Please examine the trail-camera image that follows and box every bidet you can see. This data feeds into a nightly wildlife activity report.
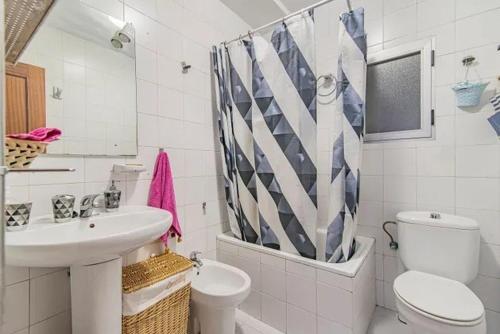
[190,259,251,334]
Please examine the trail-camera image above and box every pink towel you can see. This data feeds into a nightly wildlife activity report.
[147,151,182,244]
[7,127,61,142]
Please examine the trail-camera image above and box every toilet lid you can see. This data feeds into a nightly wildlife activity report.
[394,271,484,322]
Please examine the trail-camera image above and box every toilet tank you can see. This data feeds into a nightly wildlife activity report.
[396,211,480,284]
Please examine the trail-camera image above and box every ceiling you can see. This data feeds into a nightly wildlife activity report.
[221,0,318,28]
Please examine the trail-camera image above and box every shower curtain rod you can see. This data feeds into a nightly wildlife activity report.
[224,0,351,45]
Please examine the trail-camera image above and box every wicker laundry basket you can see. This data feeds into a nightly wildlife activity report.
[122,251,193,334]
[4,138,47,168]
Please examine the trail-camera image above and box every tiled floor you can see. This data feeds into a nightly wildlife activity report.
[235,307,411,334]
[367,307,412,334]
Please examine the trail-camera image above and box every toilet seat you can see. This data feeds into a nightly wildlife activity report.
[393,271,484,325]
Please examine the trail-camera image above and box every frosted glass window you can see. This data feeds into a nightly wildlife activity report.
[366,52,421,133]
[364,40,433,142]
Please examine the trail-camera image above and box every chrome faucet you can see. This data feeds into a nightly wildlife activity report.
[79,194,101,218]
[189,251,203,274]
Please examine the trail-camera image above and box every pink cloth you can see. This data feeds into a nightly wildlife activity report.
[147,151,182,244]
[7,127,61,142]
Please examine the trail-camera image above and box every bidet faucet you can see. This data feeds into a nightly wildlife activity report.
[190,251,203,274]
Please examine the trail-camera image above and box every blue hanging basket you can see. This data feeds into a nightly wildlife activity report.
[452,81,488,107]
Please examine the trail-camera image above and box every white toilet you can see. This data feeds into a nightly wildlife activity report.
[394,211,486,334]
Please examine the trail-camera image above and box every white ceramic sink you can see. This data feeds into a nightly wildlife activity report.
[5,205,172,334]
[5,205,171,267]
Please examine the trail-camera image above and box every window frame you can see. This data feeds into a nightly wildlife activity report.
[364,39,434,142]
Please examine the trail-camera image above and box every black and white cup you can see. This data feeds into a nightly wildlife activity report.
[51,194,76,223]
[5,202,32,231]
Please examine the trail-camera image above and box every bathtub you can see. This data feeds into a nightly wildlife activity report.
[216,234,376,334]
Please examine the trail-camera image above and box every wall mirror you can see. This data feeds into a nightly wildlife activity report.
[6,0,137,156]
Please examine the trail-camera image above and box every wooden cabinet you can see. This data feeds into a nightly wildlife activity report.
[5,62,46,135]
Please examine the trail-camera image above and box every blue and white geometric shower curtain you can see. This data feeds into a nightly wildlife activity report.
[212,8,366,263]
[326,8,367,263]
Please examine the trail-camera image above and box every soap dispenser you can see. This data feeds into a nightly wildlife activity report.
[104,180,121,212]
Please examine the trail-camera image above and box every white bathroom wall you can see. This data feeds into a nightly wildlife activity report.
[333,0,500,332]
[310,0,500,332]
[2,0,250,333]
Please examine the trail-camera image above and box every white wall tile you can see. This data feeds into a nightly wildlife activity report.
[456,114,499,146]
[417,0,455,31]
[383,148,417,176]
[4,266,29,286]
[360,175,384,202]
[456,0,500,19]
[260,253,286,270]
[383,281,397,311]
[286,273,316,313]
[417,176,455,207]
[456,145,499,178]
[434,54,456,86]
[417,146,455,177]
[317,283,353,327]
[29,311,71,334]
[362,149,383,175]
[456,9,500,50]
[359,201,383,228]
[456,208,500,246]
[383,6,416,41]
[261,264,286,301]
[382,256,405,284]
[235,256,261,291]
[317,316,351,334]
[81,0,123,19]
[29,270,71,324]
[137,79,158,116]
[135,45,157,83]
[286,304,317,334]
[384,176,417,204]
[240,290,262,320]
[1,282,29,334]
[456,178,499,210]
[480,243,500,279]
[261,294,286,332]
[285,261,316,280]
[418,23,455,56]
[383,0,416,16]
[470,275,500,312]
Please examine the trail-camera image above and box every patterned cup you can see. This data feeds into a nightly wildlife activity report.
[51,194,76,223]
[5,202,32,231]
[104,190,121,212]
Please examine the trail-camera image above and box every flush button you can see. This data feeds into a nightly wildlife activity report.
[430,212,441,219]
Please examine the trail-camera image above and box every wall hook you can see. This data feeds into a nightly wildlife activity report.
[51,86,63,100]
[181,61,191,74]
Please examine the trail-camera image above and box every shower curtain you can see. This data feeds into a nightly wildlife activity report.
[212,8,366,262]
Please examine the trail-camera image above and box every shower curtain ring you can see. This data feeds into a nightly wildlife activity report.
[248,30,253,40]
[238,34,243,45]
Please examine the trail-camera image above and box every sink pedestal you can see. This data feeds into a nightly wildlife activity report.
[194,305,236,334]
[71,257,122,334]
